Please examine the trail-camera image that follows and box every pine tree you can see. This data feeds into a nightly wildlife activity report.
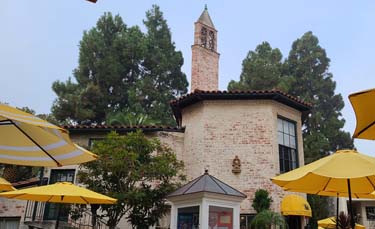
[138,5,188,125]
[285,31,353,162]
[52,7,188,125]
[228,42,288,91]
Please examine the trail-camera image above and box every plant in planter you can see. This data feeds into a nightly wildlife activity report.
[333,211,351,229]
[251,210,287,229]
[252,189,273,213]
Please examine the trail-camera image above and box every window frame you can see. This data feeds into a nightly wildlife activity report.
[277,116,299,173]
[88,137,104,149]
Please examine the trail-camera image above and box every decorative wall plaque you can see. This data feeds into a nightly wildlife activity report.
[232,155,241,174]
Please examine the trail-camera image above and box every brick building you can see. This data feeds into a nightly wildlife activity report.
[0,7,311,229]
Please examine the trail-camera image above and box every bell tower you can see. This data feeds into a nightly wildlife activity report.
[191,5,220,92]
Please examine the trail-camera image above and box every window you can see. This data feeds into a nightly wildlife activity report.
[0,217,20,229]
[208,31,215,50]
[200,27,207,48]
[88,138,104,149]
[177,206,199,229]
[240,214,255,229]
[278,117,298,173]
[209,206,233,229]
[366,206,375,220]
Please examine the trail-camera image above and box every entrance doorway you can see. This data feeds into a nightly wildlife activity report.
[286,216,301,229]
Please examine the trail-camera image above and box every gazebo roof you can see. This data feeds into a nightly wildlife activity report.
[168,170,246,198]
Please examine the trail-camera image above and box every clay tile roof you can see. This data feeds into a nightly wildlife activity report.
[170,89,312,126]
[168,170,246,198]
[197,6,215,28]
[63,125,185,133]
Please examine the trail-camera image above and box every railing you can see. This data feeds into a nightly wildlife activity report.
[24,201,116,229]
[24,200,46,223]
[68,207,114,229]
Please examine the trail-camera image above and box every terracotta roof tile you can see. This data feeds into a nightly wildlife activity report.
[63,125,185,133]
[12,177,40,188]
[170,89,311,126]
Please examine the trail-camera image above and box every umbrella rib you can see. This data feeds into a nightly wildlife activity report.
[357,120,375,138]
[5,193,26,199]
[322,177,331,192]
[8,119,62,167]
[80,196,90,204]
[366,176,375,189]
[46,195,54,202]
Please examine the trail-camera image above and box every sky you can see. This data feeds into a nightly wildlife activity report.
[1,1,375,154]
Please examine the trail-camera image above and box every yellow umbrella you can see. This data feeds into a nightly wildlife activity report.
[0,104,97,166]
[280,194,312,217]
[0,182,116,229]
[272,150,375,228]
[0,182,116,204]
[318,217,365,229]
[0,177,15,191]
[349,88,375,140]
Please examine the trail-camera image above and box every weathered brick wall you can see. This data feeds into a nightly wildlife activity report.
[180,100,305,214]
[191,21,219,92]
[0,198,26,219]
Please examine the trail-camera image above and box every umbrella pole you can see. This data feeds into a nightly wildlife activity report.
[336,193,339,229]
[55,204,61,229]
[347,179,355,229]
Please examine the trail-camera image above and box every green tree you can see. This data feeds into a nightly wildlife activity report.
[78,131,185,229]
[136,5,188,125]
[52,13,144,124]
[228,42,291,91]
[285,31,354,162]
[252,189,272,213]
[251,210,286,229]
[307,195,330,228]
[52,6,188,125]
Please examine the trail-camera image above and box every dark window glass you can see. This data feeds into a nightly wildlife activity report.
[278,118,298,173]
[366,206,375,220]
[240,214,255,229]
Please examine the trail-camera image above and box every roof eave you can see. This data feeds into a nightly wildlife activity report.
[170,91,311,127]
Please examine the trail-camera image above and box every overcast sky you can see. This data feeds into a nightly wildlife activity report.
[1,1,375,154]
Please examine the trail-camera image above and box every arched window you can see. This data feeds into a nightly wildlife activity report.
[200,27,207,48]
[208,30,215,51]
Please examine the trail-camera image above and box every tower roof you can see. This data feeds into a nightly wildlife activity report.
[197,5,215,28]
[167,170,246,198]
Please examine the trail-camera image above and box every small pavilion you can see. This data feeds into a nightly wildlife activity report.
[167,170,246,229]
